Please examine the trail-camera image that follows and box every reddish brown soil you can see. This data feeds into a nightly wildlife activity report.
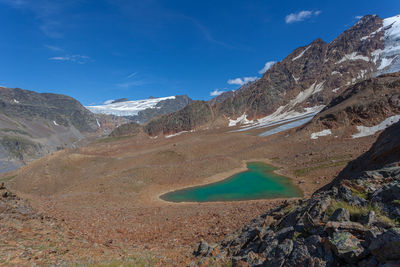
[1,126,377,265]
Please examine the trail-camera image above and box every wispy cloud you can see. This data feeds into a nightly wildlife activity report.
[188,17,234,49]
[210,89,225,96]
[0,0,79,38]
[285,10,321,24]
[49,55,91,64]
[227,77,258,86]
[117,80,146,88]
[125,71,138,79]
[259,61,276,74]
[44,44,63,52]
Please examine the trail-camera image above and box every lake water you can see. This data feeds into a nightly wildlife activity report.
[160,162,302,203]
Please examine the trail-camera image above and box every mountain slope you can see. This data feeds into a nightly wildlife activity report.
[300,72,400,138]
[144,101,213,136]
[143,14,400,137]
[219,14,394,122]
[0,86,99,172]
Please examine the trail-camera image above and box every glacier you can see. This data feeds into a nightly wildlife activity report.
[86,96,176,116]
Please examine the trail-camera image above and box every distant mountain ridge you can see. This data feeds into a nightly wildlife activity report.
[86,95,192,124]
[141,14,400,137]
[0,86,100,172]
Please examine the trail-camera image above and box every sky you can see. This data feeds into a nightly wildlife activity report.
[0,0,398,105]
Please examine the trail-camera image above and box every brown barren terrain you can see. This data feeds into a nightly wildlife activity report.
[1,125,377,265]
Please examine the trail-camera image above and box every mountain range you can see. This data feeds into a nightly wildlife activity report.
[1,13,400,266]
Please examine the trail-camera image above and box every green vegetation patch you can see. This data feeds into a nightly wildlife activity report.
[325,200,396,225]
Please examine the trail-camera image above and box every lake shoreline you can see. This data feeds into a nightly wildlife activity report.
[154,158,302,205]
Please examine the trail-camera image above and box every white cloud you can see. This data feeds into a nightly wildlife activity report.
[285,10,321,24]
[355,15,363,19]
[227,77,258,86]
[210,89,225,96]
[49,55,91,64]
[259,61,276,74]
[117,80,145,88]
[126,72,138,79]
[44,44,63,52]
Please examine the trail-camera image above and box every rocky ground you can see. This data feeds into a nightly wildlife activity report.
[0,117,380,265]
[194,122,400,266]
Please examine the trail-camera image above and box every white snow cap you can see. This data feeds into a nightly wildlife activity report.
[374,14,400,74]
[86,96,176,116]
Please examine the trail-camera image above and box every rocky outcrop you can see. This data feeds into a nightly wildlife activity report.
[144,101,213,136]
[109,122,142,137]
[301,72,400,134]
[194,122,400,266]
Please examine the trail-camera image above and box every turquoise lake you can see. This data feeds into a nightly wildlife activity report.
[160,162,302,203]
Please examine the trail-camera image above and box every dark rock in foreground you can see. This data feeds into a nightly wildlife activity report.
[194,122,400,266]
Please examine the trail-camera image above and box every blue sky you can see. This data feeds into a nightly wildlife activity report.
[0,0,398,105]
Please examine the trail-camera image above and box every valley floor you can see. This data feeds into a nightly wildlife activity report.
[0,125,378,265]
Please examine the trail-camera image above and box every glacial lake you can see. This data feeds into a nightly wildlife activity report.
[160,162,302,203]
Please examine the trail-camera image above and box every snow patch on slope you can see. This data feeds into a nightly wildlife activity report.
[335,52,370,64]
[292,46,311,61]
[165,130,194,138]
[231,105,325,133]
[86,96,176,116]
[228,113,254,127]
[352,115,400,138]
[311,129,332,139]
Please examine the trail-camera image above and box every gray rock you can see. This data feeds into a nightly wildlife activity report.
[194,240,211,256]
[329,208,350,222]
[328,232,366,263]
[369,228,400,261]
[361,211,376,227]
[357,256,378,267]
[372,181,400,203]
[338,186,366,206]
[275,227,295,241]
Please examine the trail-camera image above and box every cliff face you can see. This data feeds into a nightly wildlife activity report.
[144,101,213,136]
[301,72,400,135]
[0,86,99,172]
[194,122,400,266]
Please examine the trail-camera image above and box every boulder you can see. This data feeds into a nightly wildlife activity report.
[329,208,350,222]
[328,232,366,263]
[194,240,212,257]
[372,181,400,203]
[369,228,400,261]
[361,211,376,227]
